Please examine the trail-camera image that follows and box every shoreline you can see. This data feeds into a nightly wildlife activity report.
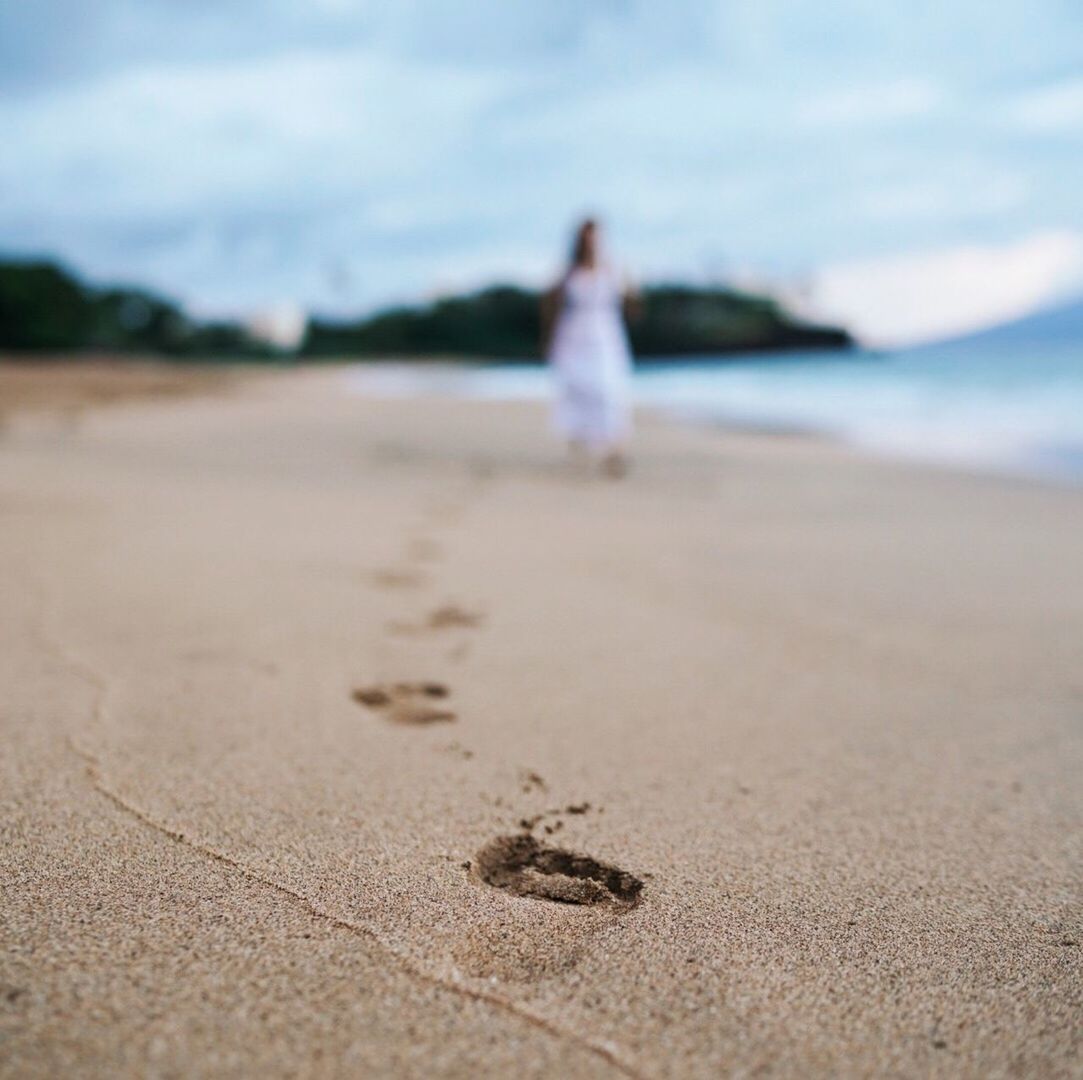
[342,357,1083,491]
[4,352,1079,491]
[2,354,1080,496]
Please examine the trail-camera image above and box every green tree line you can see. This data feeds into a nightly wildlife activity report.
[303,284,851,357]
[1,259,851,360]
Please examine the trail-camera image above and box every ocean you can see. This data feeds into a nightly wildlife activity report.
[348,339,1083,486]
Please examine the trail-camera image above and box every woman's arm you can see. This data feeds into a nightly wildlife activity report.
[539,282,562,358]
[622,275,642,323]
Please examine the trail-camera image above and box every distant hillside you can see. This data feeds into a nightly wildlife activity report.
[1,258,852,360]
[945,297,1083,347]
[303,283,852,360]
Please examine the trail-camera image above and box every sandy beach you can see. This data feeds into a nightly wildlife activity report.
[2,362,1081,1079]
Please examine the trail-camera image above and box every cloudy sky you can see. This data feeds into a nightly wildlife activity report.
[2,1,1082,344]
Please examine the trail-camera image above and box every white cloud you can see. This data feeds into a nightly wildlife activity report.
[2,2,1082,320]
[803,230,1083,347]
[0,47,504,220]
[1007,77,1083,133]
[855,173,1028,222]
[797,78,943,127]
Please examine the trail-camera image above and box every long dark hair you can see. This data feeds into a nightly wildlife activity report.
[569,218,598,269]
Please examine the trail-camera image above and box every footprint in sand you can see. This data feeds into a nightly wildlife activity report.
[472,834,643,907]
[369,567,425,590]
[387,604,485,637]
[426,604,483,629]
[352,682,456,725]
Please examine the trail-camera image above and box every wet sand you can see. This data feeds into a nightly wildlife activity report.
[0,356,236,422]
[2,364,1081,1078]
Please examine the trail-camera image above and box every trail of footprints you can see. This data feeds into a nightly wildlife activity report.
[353,470,644,909]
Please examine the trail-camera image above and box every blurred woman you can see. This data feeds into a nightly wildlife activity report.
[541,218,637,477]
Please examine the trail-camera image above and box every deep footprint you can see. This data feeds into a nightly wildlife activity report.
[472,835,643,906]
[352,682,455,724]
[426,604,483,630]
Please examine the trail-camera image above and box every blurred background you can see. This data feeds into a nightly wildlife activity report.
[2,1,1081,477]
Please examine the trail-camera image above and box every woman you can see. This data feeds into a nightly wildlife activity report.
[542,218,636,477]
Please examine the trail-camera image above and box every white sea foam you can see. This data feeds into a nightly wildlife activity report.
[347,341,1083,485]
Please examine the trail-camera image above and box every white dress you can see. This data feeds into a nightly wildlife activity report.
[547,266,633,447]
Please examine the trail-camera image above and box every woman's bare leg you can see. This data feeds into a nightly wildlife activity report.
[601,445,629,478]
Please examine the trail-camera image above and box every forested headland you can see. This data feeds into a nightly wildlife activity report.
[1,259,852,360]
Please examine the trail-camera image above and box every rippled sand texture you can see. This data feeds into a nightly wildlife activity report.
[2,365,1081,1078]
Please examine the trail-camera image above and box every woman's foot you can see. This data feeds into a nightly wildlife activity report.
[601,451,629,479]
